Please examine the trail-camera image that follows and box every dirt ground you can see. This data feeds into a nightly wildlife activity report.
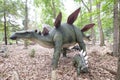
[0,42,117,80]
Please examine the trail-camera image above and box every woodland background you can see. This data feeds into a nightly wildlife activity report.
[0,0,120,80]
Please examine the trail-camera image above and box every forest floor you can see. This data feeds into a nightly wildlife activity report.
[0,42,117,80]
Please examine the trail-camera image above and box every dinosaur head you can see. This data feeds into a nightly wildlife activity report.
[10,30,41,40]
[10,30,54,48]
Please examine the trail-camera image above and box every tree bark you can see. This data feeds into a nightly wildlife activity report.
[81,0,96,45]
[113,0,119,56]
[89,0,96,45]
[51,0,56,19]
[116,57,120,80]
[4,0,7,45]
[24,0,28,49]
[115,0,120,80]
[96,2,105,46]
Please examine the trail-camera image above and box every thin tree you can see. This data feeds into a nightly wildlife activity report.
[89,0,96,45]
[24,0,28,49]
[3,0,7,45]
[113,0,119,56]
[81,0,96,45]
[115,0,120,79]
[96,1,105,46]
[51,0,56,19]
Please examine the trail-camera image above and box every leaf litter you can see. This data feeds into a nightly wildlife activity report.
[0,43,117,80]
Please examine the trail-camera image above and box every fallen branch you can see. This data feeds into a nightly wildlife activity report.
[12,70,20,80]
[101,66,116,75]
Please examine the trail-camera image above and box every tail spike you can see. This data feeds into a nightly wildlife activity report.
[83,51,87,57]
[84,56,88,60]
[85,60,88,64]
[80,50,83,55]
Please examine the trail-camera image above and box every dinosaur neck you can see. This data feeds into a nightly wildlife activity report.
[32,34,54,48]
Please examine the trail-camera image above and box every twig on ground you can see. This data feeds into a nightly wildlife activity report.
[101,66,116,75]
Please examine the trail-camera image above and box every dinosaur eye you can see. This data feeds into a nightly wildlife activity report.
[35,29,37,33]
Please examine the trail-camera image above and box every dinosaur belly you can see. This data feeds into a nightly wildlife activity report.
[38,42,54,48]
[63,42,76,48]
[32,39,54,48]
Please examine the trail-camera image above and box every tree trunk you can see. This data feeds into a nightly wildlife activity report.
[81,0,96,45]
[24,0,28,49]
[89,0,96,45]
[113,0,119,56]
[115,0,120,80]
[96,2,105,46]
[116,57,120,80]
[4,0,7,45]
[51,0,56,19]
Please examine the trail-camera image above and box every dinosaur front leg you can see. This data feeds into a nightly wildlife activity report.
[52,48,61,69]
[51,39,62,80]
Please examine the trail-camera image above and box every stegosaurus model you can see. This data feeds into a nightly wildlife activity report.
[73,50,88,75]
[42,24,92,41]
[42,23,93,51]
[10,8,94,70]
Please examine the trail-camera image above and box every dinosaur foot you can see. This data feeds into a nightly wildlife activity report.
[51,70,57,80]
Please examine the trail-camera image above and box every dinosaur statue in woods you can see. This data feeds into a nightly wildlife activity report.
[73,50,88,75]
[42,23,93,51]
[42,24,92,41]
[10,8,95,79]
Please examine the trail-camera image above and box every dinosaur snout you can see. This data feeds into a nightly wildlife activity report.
[10,35,17,40]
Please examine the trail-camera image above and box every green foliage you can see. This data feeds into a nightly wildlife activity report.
[0,0,25,44]
[0,0,114,44]
[102,16,113,39]
[74,0,114,41]
[34,0,63,26]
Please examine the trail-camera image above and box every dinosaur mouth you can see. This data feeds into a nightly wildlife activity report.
[10,36,17,40]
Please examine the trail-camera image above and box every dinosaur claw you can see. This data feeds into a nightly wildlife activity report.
[51,70,57,80]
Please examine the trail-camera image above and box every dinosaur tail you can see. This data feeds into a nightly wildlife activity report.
[79,50,88,67]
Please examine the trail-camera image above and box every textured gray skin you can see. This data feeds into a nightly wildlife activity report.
[10,23,86,69]
[10,9,94,80]
[42,24,91,51]
[73,53,88,75]
[10,8,90,70]
[42,24,91,41]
